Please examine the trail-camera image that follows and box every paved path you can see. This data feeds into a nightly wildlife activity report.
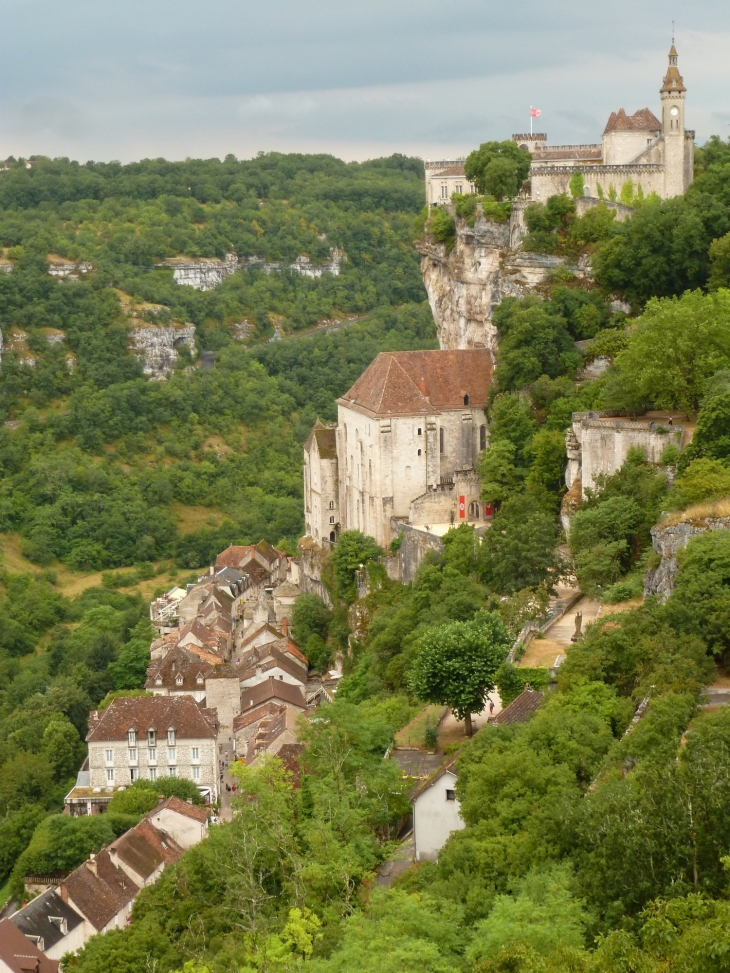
[543,595,601,647]
[218,735,237,822]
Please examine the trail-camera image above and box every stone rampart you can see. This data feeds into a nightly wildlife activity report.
[391,521,445,585]
[298,544,333,607]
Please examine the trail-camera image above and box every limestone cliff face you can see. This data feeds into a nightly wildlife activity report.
[165,254,238,291]
[644,516,730,600]
[419,207,586,351]
[128,323,197,380]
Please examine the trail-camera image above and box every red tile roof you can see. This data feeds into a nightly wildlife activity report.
[239,677,306,714]
[149,795,209,824]
[215,545,255,568]
[491,687,544,725]
[603,107,661,135]
[66,850,138,931]
[0,918,59,973]
[338,350,493,417]
[87,696,217,742]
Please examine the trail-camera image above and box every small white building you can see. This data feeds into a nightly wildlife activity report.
[412,757,465,862]
[424,160,476,206]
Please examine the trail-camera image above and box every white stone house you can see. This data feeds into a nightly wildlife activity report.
[424,161,476,206]
[85,696,219,804]
[304,422,340,547]
[412,757,464,862]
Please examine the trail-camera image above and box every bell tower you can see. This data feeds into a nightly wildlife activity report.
[660,42,689,197]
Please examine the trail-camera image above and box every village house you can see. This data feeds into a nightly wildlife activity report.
[0,917,59,973]
[232,678,307,759]
[20,798,209,960]
[7,891,84,964]
[412,757,464,863]
[64,696,219,814]
[145,648,242,734]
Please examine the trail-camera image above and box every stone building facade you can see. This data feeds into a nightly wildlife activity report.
[303,350,494,550]
[565,411,686,498]
[84,696,219,803]
[427,46,693,207]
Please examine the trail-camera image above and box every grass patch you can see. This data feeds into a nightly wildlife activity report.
[394,705,447,750]
[659,495,730,528]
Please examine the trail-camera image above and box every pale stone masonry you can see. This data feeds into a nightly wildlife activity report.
[84,696,219,804]
[427,46,693,207]
[304,350,494,549]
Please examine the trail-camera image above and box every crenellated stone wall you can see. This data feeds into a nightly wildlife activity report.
[128,323,197,379]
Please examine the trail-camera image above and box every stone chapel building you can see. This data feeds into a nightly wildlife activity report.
[304,349,493,549]
[425,44,694,205]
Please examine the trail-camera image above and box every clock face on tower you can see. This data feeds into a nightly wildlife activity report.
[670,107,679,116]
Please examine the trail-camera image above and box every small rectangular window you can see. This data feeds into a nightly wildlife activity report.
[106,768,114,783]
[445,789,456,801]
[191,747,200,761]
[149,767,157,782]
[169,767,177,778]
[167,729,175,746]
[105,749,113,764]
[148,748,157,764]
[130,768,137,782]
[148,730,156,747]
[439,427,445,454]
[192,766,200,781]
[128,730,136,746]
[168,747,177,764]
[128,749,137,763]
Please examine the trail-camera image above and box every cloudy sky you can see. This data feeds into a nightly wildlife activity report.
[0,0,728,164]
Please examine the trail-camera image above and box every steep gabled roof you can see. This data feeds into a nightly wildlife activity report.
[411,755,458,801]
[603,107,661,134]
[145,645,213,691]
[215,545,255,568]
[491,687,544,725]
[149,795,209,824]
[0,917,59,973]
[87,696,217,742]
[305,420,337,460]
[66,850,139,932]
[240,677,307,714]
[10,889,83,953]
[338,350,493,418]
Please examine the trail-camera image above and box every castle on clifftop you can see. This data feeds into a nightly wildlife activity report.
[425,44,694,205]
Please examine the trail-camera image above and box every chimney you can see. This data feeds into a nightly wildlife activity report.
[86,853,97,877]
[281,617,288,636]
[59,882,68,903]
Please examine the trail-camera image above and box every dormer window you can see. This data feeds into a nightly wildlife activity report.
[127,729,136,746]
[167,728,176,746]
[196,675,204,685]
[147,729,156,747]
[155,677,162,686]
[176,675,183,686]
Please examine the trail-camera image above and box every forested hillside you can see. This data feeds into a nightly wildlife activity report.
[3,136,730,973]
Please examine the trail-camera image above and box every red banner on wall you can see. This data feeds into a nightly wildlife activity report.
[458,495,466,519]
[484,502,493,518]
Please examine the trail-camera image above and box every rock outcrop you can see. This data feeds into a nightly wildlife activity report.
[165,254,238,291]
[419,205,587,351]
[644,516,730,600]
[128,323,197,379]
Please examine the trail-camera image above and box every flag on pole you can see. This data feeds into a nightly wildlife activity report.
[530,107,541,118]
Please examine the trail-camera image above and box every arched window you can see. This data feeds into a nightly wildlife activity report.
[329,516,335,524]
[329,500,335,509]
[468,501,480,520]
[463,394,470,406]
[417,427,422,436]
[480,425,487,450]
[417,448,422,457]
[439,427,445,454]
[330,531,336,543]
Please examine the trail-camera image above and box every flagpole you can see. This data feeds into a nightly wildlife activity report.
[530,106,533,136]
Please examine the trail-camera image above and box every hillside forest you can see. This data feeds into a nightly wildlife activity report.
[1,136,730,973]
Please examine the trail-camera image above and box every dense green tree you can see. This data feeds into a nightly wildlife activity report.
[492,297,581,391]
[603,289,730,413]
[479,440,524,505]
[668,457,730,509]
[410,611,511,735]
[479,494,562,593]
[465,142,532,200]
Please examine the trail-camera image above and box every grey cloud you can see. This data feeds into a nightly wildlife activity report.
[0,0,728,161]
